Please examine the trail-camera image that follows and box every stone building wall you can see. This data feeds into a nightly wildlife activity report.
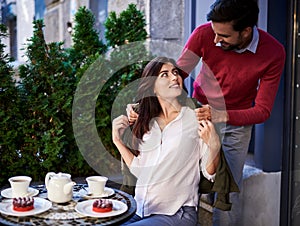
[44,0,89,47]
[2,0,187,65]
[108,0,141,15]
[42,0,186,48]
[109,0,186,45]
[149,0,183,43]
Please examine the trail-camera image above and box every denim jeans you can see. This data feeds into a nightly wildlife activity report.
[212,123,253,226]
[121,206,198,226]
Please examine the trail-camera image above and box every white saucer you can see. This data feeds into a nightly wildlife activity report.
[75,199,127,218]
[82,187,115,199]
[1,187,39,199]
[0,197,52,217]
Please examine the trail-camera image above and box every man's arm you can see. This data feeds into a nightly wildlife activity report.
[226,47,286,126]
[176,26,204,78]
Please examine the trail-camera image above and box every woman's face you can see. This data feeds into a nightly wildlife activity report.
[154,62,183,100]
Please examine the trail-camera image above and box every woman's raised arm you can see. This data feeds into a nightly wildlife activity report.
[112,115,135,166]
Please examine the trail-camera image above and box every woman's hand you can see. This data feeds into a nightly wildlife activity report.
[126,104,139,125]
[198,120,221,175]
[112,115,130,144]
[198,120,220,150]
[112,115,134,166]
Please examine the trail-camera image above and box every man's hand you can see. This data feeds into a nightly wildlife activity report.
[195,105,228,123]
[126,103,139,125]
[194,105,211,121]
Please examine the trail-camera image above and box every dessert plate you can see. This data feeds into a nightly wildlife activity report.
[81,187,115,199]
[0,197,52,217]
[1,187,39,199]
[75,199,127,218]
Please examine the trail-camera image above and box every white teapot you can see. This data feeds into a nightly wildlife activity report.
[45,172,76,203]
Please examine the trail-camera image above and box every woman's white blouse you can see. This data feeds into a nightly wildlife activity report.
[129,107,215,217]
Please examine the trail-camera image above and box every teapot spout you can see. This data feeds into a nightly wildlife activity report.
[64,181,76,195]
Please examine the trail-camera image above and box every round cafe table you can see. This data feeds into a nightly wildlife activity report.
[0,184,136,225]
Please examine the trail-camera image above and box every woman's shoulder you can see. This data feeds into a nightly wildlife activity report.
[181,106,197,120]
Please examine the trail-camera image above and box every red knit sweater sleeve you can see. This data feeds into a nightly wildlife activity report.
[227,41,286,126]
[177,24,286,126]
[177,25,205,78]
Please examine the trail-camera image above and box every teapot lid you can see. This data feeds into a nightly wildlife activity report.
[52,172,71,179]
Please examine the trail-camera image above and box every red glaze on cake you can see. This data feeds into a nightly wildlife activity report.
[92,199,113,213]
[12,197,34,211]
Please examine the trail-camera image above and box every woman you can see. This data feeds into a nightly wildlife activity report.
[112,57,220,226]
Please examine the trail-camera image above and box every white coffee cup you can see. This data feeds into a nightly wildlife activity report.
[86,176,108,195]
[8,176,32,198]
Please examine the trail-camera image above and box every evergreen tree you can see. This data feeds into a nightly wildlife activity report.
[0,4,150,186]
[105,4,148,47]
[0,24,23,185]
[69,6,107,70]
[98,3,150,192]
[72,4,150,177]
[18,20,93,180]
[96,4,149,159]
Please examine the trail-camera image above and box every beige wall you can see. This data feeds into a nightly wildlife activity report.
[16,0,35,63]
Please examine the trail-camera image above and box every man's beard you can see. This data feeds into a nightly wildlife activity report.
[220,34,244,51]
[220,41,240,51]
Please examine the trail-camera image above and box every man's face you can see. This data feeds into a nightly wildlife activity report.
[211,22,251,51]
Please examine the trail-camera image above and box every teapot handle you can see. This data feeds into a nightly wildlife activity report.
[45,172,55,189]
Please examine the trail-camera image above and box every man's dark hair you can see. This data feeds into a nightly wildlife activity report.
[206,0,259,31]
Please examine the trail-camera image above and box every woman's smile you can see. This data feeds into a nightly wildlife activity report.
[169,83,180,88]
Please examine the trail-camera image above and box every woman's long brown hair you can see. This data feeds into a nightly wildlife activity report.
[131,56,187,147]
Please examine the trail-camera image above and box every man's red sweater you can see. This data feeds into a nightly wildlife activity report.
[177,23,286,126]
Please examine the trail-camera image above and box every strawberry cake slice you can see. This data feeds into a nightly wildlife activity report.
[92,199,113,213]
[12,197,34,211]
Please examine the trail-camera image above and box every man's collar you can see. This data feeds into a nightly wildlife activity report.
[235,26,259,54]
[215,26,259,54]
